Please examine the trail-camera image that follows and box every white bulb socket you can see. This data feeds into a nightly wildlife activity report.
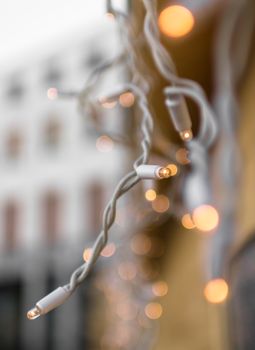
[136,165,171,180]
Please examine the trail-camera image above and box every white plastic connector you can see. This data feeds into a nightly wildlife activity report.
[136,165,171,180]
[27,286,72,320]
[165,95,193,141]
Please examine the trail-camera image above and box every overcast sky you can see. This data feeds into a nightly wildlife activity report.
[0,0,107,69]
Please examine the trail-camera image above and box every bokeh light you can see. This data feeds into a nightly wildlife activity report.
[83,247,92,262]
[118,261,137,281]
[130,234,152,255]
[47,87,58,100]
[204,279,229,304]
[192,205,219,232]
[101,243,116,257]
[152,281,168,297]
[167,163,178,176]
[151,195,170,213]
[99,97,117,109]
[145,302,163,320]
[145,189,157,202]
[181,213,196,230]
[158,5,195,38]
[175,148,190,164]
[116,302,138,321]
[119,92,135,108]
[96,135,114,152]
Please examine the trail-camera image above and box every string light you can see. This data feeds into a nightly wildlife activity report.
[145,189,157,202]
[145,302,163,320]
[166,163,178,176]
[130,234,152,255]
[96,135,114,152]
[83,248,92,262]
[28,0,220,326]
[136,165,171,180]
[175,148,190,165]
[119,92,135,108]
[181,213,196,230]
[192,205,219,232]
[99,97,117,109]
[152,281,168,297]
[101,243,116,257]
[204,279,229,304]
[158,5,195,38]
[179,129,193,142]
[47,87,58,100]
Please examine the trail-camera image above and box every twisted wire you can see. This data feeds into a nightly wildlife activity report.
[68,81,153,291]
[142,0,218,147]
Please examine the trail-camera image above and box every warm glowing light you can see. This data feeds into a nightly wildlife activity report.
[131,234,152,255]
[145,189,157,202]
[151,195,170,213]
[83,248,92,262]
[152,281,168,297]
[118,262,137,281]
[204,279,229,304]
[119,92,135,108]
[145,302,163,320]
[27,307,41,320]
[158,5,195,38]
[96,135,114,152]
[181,213,196,229]
[175,148,190,164]
[192,205,219,232]
[158,167,171,179]
[47,87,58,100]
[99,97,117,109]
[179,129,193,141]
[115,208,126,227]
[101,243,116,257]
[167,163,178,176]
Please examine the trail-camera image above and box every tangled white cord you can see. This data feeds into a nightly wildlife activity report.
[27,0,171,320]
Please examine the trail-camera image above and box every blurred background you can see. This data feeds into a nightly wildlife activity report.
[0,0,255,349]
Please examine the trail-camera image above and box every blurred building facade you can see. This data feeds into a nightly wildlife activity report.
[0,23,129,350]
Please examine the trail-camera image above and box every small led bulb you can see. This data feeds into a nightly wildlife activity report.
[157,167,171,179]
[165,94,192,141]
[27,307,41,320]
[179,129,193,142]
[136,165,171,180]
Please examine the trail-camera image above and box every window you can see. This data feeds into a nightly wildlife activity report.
[5,131,22,161]
[42,191,61,245]
[86,182,105,237]
[43,119,61,151]
[3,201,19,252]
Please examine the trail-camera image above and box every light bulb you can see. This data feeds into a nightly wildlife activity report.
[136,165,171,180]
[157,167,171,179]
[204,279,229,304]
[27,307,41,320]
[179,129,193,142]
